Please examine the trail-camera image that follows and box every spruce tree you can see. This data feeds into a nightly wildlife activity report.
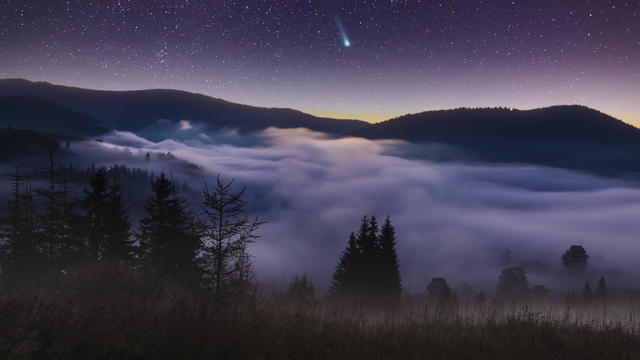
[360,216,380,297]
[103,179,133,262]
[59,167,82,265]
[81,169,133,262]
[378,216,402,299]
[138,173,201,287]
[82,170,109,260]
[329,232,360,297]
[330,215,403,301]
[36,152,64,262]
[0,155,38,283]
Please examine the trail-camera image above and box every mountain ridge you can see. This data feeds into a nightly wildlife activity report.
[352,105,640,143]
[0,78,368,135]
[3,78,640,176]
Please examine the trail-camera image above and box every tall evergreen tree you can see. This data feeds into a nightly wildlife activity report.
[330,215,402,301]
[137,173,201,286]
[36,152,64,261]
[0,155,38,283]
[81,169,133,262]
[359,215,380,297]
[329,232,360,297]
[82,170,109,260]
[103,179,133,261]
[378,216,402,299]
[58,167,82,265]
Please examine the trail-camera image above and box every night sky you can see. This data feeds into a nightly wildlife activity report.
[1,0,639,124]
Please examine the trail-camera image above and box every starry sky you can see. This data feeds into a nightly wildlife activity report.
[1,0,639,124]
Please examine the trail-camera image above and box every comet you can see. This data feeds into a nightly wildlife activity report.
[335,16,351,48]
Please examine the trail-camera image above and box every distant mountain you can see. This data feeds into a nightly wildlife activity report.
[3,79,640,176]
[0,96,109,137]
[353,106,640,142]
[0,79,367,135]
[353,106,640,176]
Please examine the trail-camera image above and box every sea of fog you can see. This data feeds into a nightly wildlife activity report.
[6,124,640,295]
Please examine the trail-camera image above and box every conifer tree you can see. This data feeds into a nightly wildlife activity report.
[138,173,201,286]
[330,215,403,300]
[59,167,82,265]
[0,155,38,283]
[81,169,133,262]
[359,215,380,297]
[36,152,64,261]
[103,178,133,261]
[329,232,360,297]
[378,216,402,299]
[82,170,109,260]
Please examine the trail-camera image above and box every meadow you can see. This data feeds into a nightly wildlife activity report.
[1,265,639,360]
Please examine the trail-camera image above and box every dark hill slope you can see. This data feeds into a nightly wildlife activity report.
[0,96,109,137]
[0,79,367,134]
[353,106,640,176]
[353,106,640,143]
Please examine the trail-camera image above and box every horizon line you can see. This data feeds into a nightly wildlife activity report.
[1,77,637,127]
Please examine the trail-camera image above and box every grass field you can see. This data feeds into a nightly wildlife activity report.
[2,276,640,360]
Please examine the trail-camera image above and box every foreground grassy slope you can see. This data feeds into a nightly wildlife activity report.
[2,293,639,359]
[1,267,639,360]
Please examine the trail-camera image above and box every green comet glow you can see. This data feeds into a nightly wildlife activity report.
[335,17,351,48]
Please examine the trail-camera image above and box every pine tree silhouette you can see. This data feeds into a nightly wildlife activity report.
[103,177,133,262]
[330,215,402,301]
[378,216,402,299]
[0,153,39,283]
[138,173,201,287]
[36,151,64,262]
[81,169,133,262]
[329,232,360,297]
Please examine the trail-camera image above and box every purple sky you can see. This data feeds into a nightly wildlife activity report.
[1,0,638,123]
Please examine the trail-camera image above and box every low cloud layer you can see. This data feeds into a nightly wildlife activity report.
[67,128,640,293]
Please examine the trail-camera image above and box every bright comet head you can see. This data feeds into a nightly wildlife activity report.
[343,39,351,47]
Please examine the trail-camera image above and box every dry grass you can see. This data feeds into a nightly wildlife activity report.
[1,268,640,359]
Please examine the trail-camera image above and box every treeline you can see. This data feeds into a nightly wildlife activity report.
[329,215,402,301]
[0,155,261,304]
[418,244,610,310]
